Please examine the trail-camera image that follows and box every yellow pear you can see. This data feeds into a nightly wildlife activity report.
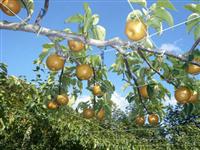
[125,19,147,41]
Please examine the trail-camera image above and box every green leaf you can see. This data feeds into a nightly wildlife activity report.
[43,43,55,49]
[84,3,92,17]
[147,17,163,35]
[127,10,143,21]
[122,82,130,91]
[186,13,200,33]
[157,0,176,10]
[19,0,34,15]
[92,25,106,40]
[0,63,7,75]
[77,102,90,110]
[101,80,115,93]
[142,38,154,49]
[185,4,200,14]
[130,0,147,7]
[149,3,157,11]
[194,24,200,40]
[147,84,154,98]
[139,68,145,79]
[63,28,72,33]
[92,14,99,25]
[65,14,84,23]
[184,103,194,115]
[0,118,5,131]
[77,80,83,90]
[126,92,135,103]
[162,63,171,78]
[154,7,174,26]
[33,48,50,65]
[89,55,102,66]
[84,19,93,34]
[83,3,93,34]
[131,64,141,72]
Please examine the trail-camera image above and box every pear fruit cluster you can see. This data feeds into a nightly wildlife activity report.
[175,86,198,104]
[46,54,93,81]
[83,108,105,121]
[47,94,69,110]
[135,114,159,126]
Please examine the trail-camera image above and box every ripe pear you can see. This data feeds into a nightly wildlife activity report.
[1,0,21,16]
[186,58,200,75]
[125,19,147,41]
[175,86,192,104]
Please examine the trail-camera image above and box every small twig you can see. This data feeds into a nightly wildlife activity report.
[58,67,64,94]
[188,37,200,54]
[135,45,200,67]
[136,49,178,88]
[100,48,105,67]
[92,67,96,109]
[18,0,32,24]
[92,67,96,84]
[122,78,135,87]
[35,0,50,25]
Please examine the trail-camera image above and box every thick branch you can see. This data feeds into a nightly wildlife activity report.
[0,21,200,66]
[137,50,177,88]
[0,21,124,48]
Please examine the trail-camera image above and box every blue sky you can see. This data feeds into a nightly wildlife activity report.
[0,0,199,108]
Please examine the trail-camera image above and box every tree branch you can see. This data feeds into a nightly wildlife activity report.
[58,67,64,95]
[122,78,135,87]
[136,49,178,88]
[188,37,200,54]
[92,67,96,109]
[0,21,199,66]
[35,0,50,25]
[133,45,200,67]
[113,45,150,114]
[19,0,33,23]
[123,56,149,114]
